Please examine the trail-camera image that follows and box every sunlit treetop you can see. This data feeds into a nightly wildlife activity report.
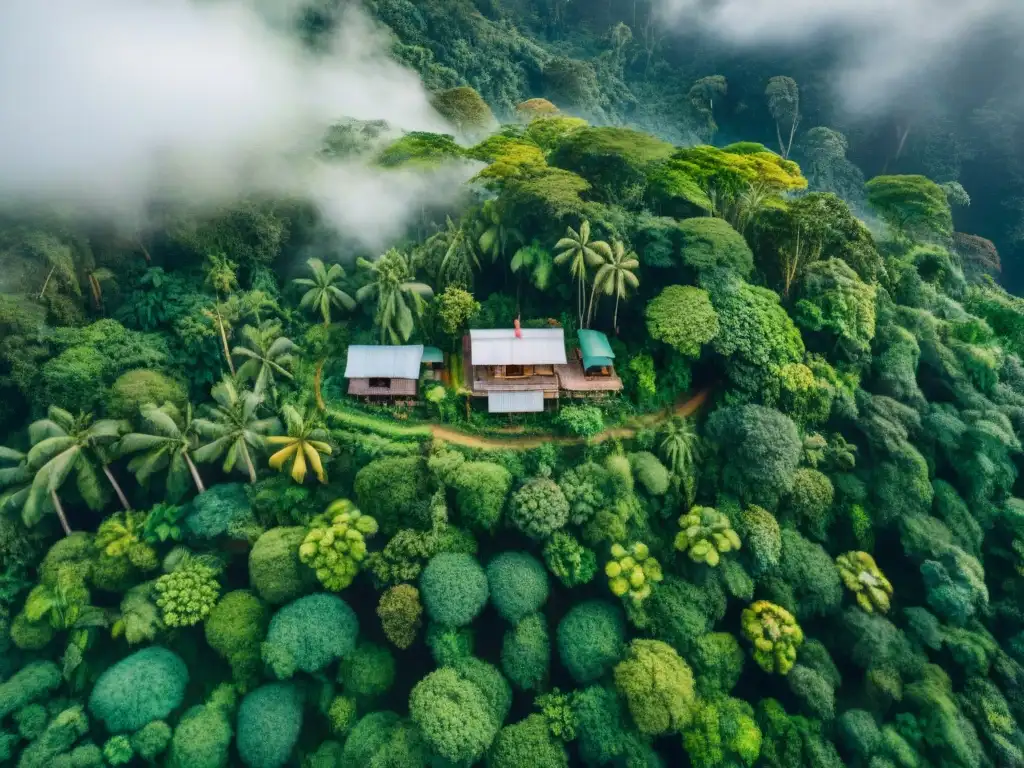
[376,131,466,169]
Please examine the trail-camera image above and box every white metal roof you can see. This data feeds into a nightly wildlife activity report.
[344,345,423,379]
[488,390,545,413]
[469,328,567,366]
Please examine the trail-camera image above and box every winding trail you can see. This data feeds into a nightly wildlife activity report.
[427,388,711,450]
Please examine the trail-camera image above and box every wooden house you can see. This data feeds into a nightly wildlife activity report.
[344,345,426,401]
[465,326,567,412]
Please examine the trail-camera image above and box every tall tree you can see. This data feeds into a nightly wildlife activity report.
[554,220,611,329]
[21,409,129,534]
[120,402,205,503]
[659,416,701,478]
[766,76,801,160]
[356,249,435,343]
[438,217,480,289]
[476,200,521,269]
[194,378,279,484]
[865,175,953,243]
[203,252,239,377]
[232,322,298,403]
[292,258,355,326]
[688,76,728,143]
[510,242,554,306]
[265,405,332,484]
[589,240,640,331]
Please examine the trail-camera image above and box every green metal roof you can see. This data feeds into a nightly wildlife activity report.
[421,346,444,364]
[578,330,615,371]
[344,345,423,379]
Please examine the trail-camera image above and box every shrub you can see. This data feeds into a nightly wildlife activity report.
[205,590,269,686]
[646,285,720,357]
[338,642,396,700]
[167,702,232,768]
[0,661,61,720]
[298,500,378,591]
[377,584,422,649]
[354,457,430,534]
[236,683,303,768]
[836,551,893,614]
[248,527,314,605]
[741,601,804,675]
[103,735,133,766]
[557,601,626,684]
[328,696,357,736]
[614,639,695,735]
[339,711,428,768]
[262,593,359,679]
[107,369,186,419]
[427,623,475,666]
[605,541,663,603]
[501,613,550,691]
[154,559,220,627]
[557,405,605,438]
[628,452,670,496]
[487,552,550,624]
[675,506,742,567]
[420,553,489,627]
[543,531,597,587]
[691,632,745,695]
[131,720,172,762]
[454,461,513,531]
[488,714,569,768]
[184,484,253,540]
[409,667,500,764]
[88,647,188,732]
[509,478,570,539]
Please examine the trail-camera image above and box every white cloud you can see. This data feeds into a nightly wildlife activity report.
[0,0,464,249]
[656,0,1024,114]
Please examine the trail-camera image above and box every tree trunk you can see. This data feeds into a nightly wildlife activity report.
[240,443,258,484]
[102,465,132,511]
[786,115,799,160]
[585,280,601,329]
[184,453,206,493]
[50,489,72,536]
[613,293,621,335]
[38,266,57,299]
[216,310,237,377]
[314,360,327,412]
[776,122,786,158]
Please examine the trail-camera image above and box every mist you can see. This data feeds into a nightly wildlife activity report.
[656,0,1024,116]
[0,0,470,251]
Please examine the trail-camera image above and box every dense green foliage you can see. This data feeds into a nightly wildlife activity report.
[2,4,1024,765]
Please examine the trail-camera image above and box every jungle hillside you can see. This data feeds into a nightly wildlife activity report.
[1,1,1024,767]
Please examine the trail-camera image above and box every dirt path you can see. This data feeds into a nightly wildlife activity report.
[427,388,711,450]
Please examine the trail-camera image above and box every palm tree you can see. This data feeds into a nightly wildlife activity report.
[85,267,115,311]
[293,258,356,326]
[194,378,279,484]
[590,240,640,331]
[233,322,298,402]
[0,447,32,520]
[204,252,239,376]
[477,200,521,267]
[356,249,435,344]
[510,242,554,292]
[19,409,131,534]
[265,406,332,484]
[119,402,205,503]
[554,220,611,329]
[438,217,479,289]
[659,416,701,478]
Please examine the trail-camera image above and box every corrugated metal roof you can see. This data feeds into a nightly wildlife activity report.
[578,330,615,359]
[470,328,567,366]
[421,346,444,364]
[488,390,545,413]
[344,345,423,379]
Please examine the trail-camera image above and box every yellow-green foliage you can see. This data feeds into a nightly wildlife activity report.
[299,500,379,591]
[95,511,158,571]
[377,583,423,650]
[836,551,894,614]
[154,560,220,628]
[675,506,742,566]
[741,601,804,675]
[613,639,695,735]
[605,542,663,603]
